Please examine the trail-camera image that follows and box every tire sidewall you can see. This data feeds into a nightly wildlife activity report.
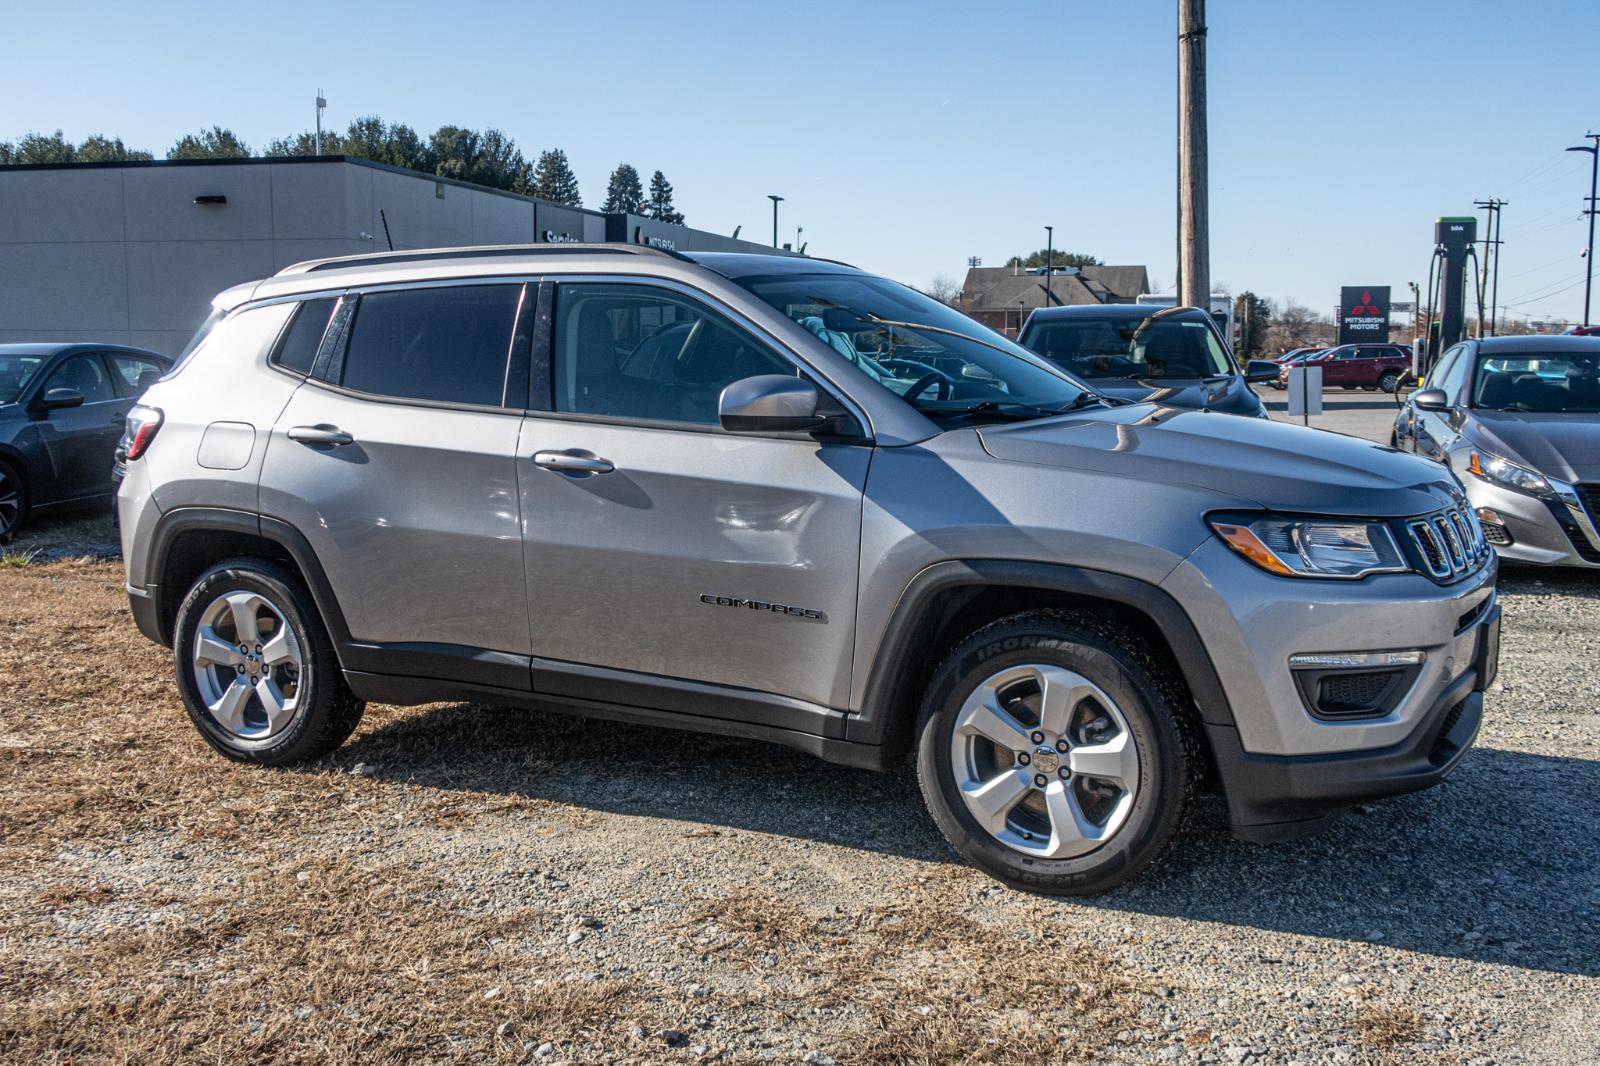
[0,458,27,542]
[172,561,328,764]
[918,622,1184,894]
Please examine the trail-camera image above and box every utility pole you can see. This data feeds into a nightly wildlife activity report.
[315,90,327,155]
[1568,134,1599,327]
[767,194,784,249]
[1474,198,1507,334]
[1178,0,1210,309]
[1044,225,1054,306]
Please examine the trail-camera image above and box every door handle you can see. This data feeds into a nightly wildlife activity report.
[288,424,355,447]
[533,450,614,476]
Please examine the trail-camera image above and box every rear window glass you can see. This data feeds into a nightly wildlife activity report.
[340,285,521,406]
[272,298,338,376]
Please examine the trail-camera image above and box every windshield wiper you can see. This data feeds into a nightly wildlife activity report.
[933,395,1111,421]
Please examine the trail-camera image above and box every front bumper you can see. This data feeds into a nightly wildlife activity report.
[1461,472,1600,568]
[1206,602,1496,841]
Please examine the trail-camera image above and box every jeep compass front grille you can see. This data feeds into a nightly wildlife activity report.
[1405,506,1490,581]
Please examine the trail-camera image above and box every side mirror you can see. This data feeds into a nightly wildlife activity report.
[719,375,826,433]
[1412,388,1450,412]
[38,387,85,411]
[1244,359,1281,384]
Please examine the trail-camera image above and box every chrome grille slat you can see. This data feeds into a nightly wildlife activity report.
[1406,504,1487,581]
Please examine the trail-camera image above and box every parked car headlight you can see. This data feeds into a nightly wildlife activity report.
[1210,514,1409,578]
[1466,448,1552,498]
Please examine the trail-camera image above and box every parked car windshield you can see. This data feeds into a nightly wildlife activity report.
[0,352,47,405]
[1473,352,1600,413]
[1019,308,1233,380]
[732,272,1093,419]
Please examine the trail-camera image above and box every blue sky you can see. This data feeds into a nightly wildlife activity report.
[6,0,1598,322]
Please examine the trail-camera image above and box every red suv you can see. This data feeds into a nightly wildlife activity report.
[1277,343,1411,393]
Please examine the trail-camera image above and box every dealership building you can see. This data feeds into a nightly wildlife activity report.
[0,157,787,354]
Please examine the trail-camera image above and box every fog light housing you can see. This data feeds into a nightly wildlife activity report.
[1476,507,1512,547]
[1289,650,1425,721]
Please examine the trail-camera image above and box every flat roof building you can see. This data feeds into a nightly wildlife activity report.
[0,156,786,354]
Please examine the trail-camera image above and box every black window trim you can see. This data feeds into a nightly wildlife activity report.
[308,276,535,414]
[537,273,872,441]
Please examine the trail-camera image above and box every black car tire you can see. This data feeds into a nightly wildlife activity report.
[915,610,1194,896]
[1378,370,1401,393]
[0,458,28,543]
[173,557,364,766]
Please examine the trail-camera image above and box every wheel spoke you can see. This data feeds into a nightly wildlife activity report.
[1042,781,1100,857]
[1068,732,1138,788]
[260,628,299,668]
[954,695,1031,753]
[192,625,243,668]
[961,767,1033,834]
[255,676,291,730]
[209,676,253,732]
[1036,665,1103,737]
[226,593,264,646]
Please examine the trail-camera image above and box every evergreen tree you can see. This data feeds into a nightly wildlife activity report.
[601,163,645,213]
[1004,249,1101,269]
[167,126,250,160]
[1,130,77,164]
[644,170,684,225]
[531,148,582,206]
[74,134,153,162]
[264,130,347,157]
[1232,291,1273,356]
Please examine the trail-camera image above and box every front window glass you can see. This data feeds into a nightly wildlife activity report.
[1473,352,1600,412]
[1019,308,1232,380]
[0,353,46,405]
[42,354,116,403]
[735,272,1090,419]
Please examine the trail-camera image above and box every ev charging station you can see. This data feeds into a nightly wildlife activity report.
[1420,215,1477,377]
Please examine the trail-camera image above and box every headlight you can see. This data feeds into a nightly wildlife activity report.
[1467,448,1552,498]
[1210,514,1410,579]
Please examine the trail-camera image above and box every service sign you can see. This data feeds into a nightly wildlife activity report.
[1338,285,1390,344]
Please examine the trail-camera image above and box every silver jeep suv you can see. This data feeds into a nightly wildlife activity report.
[119,246,1499,894]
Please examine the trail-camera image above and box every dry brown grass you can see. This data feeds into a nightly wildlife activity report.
[0,559,1156,1063]
[1353,1001,1424,1049]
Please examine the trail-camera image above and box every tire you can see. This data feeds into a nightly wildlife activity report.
[1340,384,1357,390]
[915,610,1194,895]
[1378,370,1401,393]
[0,458,28,543]
[172,557,363,765]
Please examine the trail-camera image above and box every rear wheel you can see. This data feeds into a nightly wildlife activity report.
[172,558,363,765]
[1378,370,1401,393]
[0,459,27,542]
[915,611,1193,895]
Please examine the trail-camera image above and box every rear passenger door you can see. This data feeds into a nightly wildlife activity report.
[258,282,536,685]
[518,279,872,716]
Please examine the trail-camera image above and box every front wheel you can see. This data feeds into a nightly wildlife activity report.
[172,558,363,765]
[0,459,28,542]
[916,611,1193,895]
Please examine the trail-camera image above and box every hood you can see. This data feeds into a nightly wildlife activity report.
[1466,410,1600,483]
[978,404,1458,517]
[1091,375,1264,417]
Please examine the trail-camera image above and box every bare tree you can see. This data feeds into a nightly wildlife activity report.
[926,274,963,307]
[1263,300,1334,353]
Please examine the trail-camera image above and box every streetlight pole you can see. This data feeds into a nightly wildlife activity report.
[1044,225,1054,307]
[1568,134,1599,327]
[767,195,784,249]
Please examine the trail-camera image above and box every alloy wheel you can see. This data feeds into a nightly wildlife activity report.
[0,469,19,537]
[949,663,1140,859]
[190,590,304,739]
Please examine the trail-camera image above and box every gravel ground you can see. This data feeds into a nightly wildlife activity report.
[1,507,1597,1065]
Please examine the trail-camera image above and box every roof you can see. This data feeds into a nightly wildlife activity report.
[960,268,1102,311]
[1077,265,1151,301]
[1024,304,1213,322]
[1473,335,1600,353]
[0,342,168,359]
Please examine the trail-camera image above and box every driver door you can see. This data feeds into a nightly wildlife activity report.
[518,280,872,714]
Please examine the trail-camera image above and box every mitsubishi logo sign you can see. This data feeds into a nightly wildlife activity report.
[1338,285,1390,343]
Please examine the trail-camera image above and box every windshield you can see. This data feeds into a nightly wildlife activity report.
[732,272,1092,419]
[1473,352,1600,413]
[0,353,47,405]
[1019,309,1233,380]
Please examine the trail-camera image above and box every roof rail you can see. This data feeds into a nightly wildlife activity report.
[277,242,694,276]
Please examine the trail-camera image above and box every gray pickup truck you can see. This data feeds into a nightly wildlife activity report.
[118,245,1498,894]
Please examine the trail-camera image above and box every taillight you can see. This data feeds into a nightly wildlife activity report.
[125,405,164,460]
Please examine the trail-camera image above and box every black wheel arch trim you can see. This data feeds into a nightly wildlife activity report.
[851,559,1239,748]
